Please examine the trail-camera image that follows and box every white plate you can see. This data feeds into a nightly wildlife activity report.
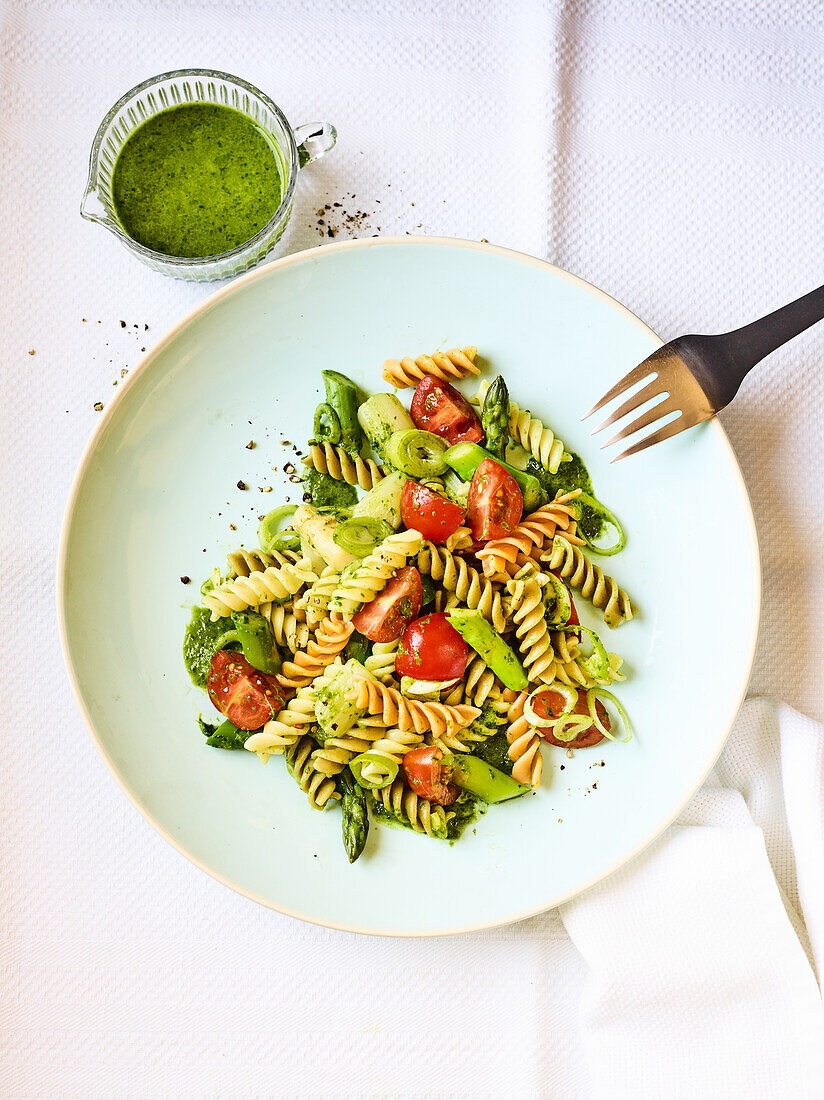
[58,237,761,935]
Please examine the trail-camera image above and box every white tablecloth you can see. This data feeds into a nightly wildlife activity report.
[2,1,823,1096]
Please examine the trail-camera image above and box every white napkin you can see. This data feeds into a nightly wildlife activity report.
[2,0,824,1096]
[562,699,824,1098]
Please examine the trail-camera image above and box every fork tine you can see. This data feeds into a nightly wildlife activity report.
[610,413,693,462]
[601,394,681,449]
[581,359,660,420]
[590,377,668,435]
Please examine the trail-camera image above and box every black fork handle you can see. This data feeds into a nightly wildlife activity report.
[676,282,824,408]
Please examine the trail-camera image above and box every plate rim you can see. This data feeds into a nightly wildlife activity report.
[57,235,762,936]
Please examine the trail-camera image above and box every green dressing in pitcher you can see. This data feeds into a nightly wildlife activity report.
[111,103,282,258]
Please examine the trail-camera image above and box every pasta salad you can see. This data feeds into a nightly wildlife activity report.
[183,346,636,862]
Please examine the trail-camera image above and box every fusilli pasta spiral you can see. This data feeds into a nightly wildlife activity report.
[244,686,317,762]
[276,617,354,689]
[286,735,340,809]
[432,589,461,615]
[302,442,385,491]
[477,494,581,579]
[356,725,423,786]
[444,525,474,552]
[311,717,386,776]
[416,543,508,632]
[542,535,635,628]
[259,602,311,652]
[226,547,275,577]
[364,639,399,682]
[382,346,479,389]
[548,628,578,665]
[506,570,555,684]
[350,674,480,736]
[328,530,423,619]
[505,691,543,787]
[370,778,453,839]
[298,566,341,626]
[203,558,317,620]
[443,655,502,708]
[550,649,625,689]
[475,379,569,474]
[426,706,505,753]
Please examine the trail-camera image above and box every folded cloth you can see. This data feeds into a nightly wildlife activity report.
[561,698,824,1098]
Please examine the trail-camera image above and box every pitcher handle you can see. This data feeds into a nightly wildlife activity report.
[294,122,337,168]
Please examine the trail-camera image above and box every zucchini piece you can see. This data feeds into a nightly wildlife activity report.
[446,608,528,691]
[315,659,373,742]
[293,503,357,571]
[444,442,546,512]
[351,471,407,529]
[357,393,415,459]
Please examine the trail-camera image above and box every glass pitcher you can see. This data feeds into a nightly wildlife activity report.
[81,69,336,281]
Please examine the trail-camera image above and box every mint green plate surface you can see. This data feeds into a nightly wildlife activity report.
[58,238,760,935]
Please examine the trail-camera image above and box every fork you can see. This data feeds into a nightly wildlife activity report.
[583,282,824,460]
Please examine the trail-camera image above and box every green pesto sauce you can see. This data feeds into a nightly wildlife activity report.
[342,630,371,666]
[527,452,603,541]
[470,731,515,776]
[370,791,482,842]
[419,573,436,608]
[447,793,485,841]
[182,606,239,689]
[302,467,358,512]
[112,103,282,257]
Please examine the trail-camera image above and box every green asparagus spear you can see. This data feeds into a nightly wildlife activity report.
[339,768,369,863]
[481,375,510,461]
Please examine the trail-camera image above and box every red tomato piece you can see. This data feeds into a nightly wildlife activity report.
[539,690,610,748]
[401,480,466,544]
[395,612,470,681]
[207,650,285,731]
[402,745,459,805]
[352,565,422,642]
[410,376,483,445]
[466,458,523,542]
[525,688,571,725]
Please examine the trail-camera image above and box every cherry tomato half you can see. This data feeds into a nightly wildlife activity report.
[395,611,470,681]
[401,480,466,544]
[207,650,285,731]
[538,690,610,748]
[402,745,459,805]
[351,565,422,643]
[466,458,523,542]
[410,375,483,445]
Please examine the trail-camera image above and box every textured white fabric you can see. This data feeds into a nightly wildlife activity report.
[2,1,824,1096]
[561,699,824,1098]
